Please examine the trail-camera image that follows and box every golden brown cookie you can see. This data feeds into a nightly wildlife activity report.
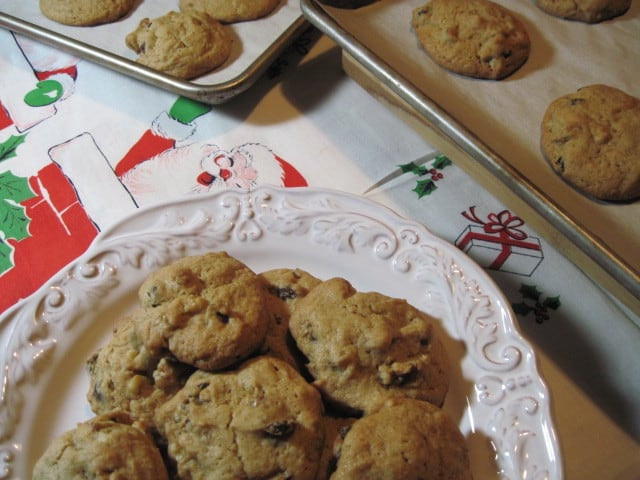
[33,412,169,480]
[86,312,194,428]
[289,277,450,414]
[535,0,631,23]
[411,0,530,80]
[135,252,270,371]
[331,397,472,480]
[540,84,640,201]
[179,0,281,23]
[125,10,232,79]
[39,0,136,26]
[155,356,326,480]
[258,268,322,368]
[316,415,356,479]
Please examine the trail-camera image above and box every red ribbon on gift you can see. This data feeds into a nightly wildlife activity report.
[458,206,540,269]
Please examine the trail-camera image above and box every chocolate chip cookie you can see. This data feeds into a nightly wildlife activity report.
[39,0,136,26]
[535,0,631,23]
[411,0,530,80]
[179,0,282,23]
[289,277,450,414]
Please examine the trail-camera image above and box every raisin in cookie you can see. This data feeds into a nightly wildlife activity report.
[411,0,530,80]
[258,268,321,368]
[289,277,450,414]
[136,252,270,371]
[33,412,169,480]
[125,11,232,79]
[535,0,631,23]
[39,0,136,26]
[179,0,281,23]
[155,356,325,480]
[86,312,194,428]
[541,84,640,201]
[331,397,472,480]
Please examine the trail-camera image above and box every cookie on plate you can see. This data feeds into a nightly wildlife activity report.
[289,277,450,414]
[86,312,194,428]
[179,0,281,23]
[330,397,472,480]
[155,356,325,480]
[534,0,631,23]
[39,0,136,26]
[136,251,270,371]
[411,0,530,80]
[258,268,322,367]
[540,84,640,201]
[125,11,232,79]
[33,412,169,480]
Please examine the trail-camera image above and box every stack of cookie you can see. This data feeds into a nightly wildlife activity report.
[33,251,473,479]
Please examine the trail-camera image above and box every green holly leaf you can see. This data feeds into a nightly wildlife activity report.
[0,134,27,162]
[413,178,437,198]
[543,295,561,310]
[512,301,533,316]
[432,154,452,170]
[399,161,419,174]
[519,284,541,301]
[0,170,35,203]
[0,199,31,241]
[0,239,14,274]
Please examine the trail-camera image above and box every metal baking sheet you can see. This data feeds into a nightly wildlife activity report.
[0,0,306,104]
[301,0,640,312]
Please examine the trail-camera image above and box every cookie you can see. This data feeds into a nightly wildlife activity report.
[125,11,232,79]
[535,0,631,23]
[33,411,169,480]
[179,0,281,23]
[39,0,136,26]
[155,356,325,480]
[316,415,356,479]
[540,84,640,201]
[289,277,450,414]
[258,268,322,367]
[86,312,194,428]
[136,251,270,371]
[411,0,530,80]
[331,397,472,480]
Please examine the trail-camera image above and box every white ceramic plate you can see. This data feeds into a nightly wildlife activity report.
[0,186,562,480]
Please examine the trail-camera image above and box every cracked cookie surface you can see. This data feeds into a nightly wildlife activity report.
[541,84,640,201]
[155,356,325,480]
[411,0,530,80]
[289,277,450,414]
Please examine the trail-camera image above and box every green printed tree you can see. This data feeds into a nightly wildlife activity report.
[0,170,36,274]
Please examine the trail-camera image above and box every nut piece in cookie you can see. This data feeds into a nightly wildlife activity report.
[541,84,640,201]
[258,268,322,368]
[125,11,232,79]
[33,412,169,480]
[39,0,136,26]
[179,0,282,23]
[155,356,325,480]
[136,252,270,371]
[331,397,472,480]
[86,312,194,429]
[411,0,530,80]
[535,0,631,23]
[289,277,450,414]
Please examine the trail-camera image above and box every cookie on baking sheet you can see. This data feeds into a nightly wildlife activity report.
[33,412,169,480]
[289,277,450,414]
[258,268,322,367]
[331,397,472,480]
[86,312,194,428]
[39,0,136,26]
[136,251,270,371]
[540,84,640,201]
[125,11,232,79]
[411,0,530,80]
[179,0,281,23]
[535,0,631,23]
[155,356,325,480]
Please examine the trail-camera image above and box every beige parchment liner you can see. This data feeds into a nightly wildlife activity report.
[312,0,640,281]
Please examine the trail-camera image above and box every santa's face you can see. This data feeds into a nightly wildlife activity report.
[197,150,258,190]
